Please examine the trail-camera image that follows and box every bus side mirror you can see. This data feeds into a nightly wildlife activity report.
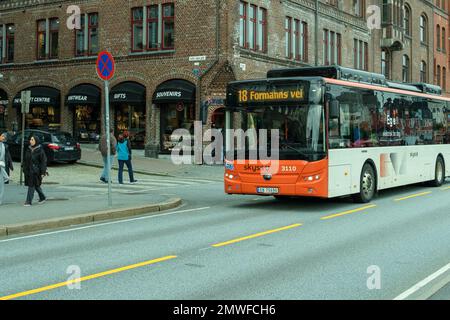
[330,100,340,119]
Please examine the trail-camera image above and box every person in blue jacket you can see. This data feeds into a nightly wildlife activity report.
[117,133,137,184]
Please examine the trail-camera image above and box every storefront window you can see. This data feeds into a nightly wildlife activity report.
[67,84,101,143]
[27,105,60,129]
[74,105,100,142]
[115,104,146,148]
[111,82,147,149]
[14,87,61,130]
[160,103,195,153]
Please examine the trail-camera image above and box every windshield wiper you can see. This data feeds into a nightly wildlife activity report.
[280,143,311,158]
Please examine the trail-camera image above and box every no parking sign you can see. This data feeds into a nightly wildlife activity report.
[96,51,115,207]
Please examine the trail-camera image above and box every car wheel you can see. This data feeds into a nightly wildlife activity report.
[352,163,376,203]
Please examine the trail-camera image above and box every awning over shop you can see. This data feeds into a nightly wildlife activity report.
[153,79,196,103]
[13,86,60,107]
[0,89,8,106]
[110,82,146,104]
[66,84,101,106]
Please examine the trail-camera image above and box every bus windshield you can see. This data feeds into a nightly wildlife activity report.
[235,103,326,161]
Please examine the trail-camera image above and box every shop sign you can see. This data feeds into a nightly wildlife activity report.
[14,97,51,104]
[155,91,182,99]
[113,93,127,100]
[68,95,88,102]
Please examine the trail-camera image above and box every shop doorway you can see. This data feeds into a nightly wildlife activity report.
[153,79,196,154]
[110,82,146,149]
[67,84,101,143]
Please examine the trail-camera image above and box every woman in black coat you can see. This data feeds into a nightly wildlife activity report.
[23,135,47,206]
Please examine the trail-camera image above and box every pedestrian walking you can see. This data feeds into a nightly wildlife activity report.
[0,132,14,205]
[99,129,116,183]
[1,132,13,184]
[117,133,137,184]
[23,135,47,206]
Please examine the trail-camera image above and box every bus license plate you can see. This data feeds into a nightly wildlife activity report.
[257,187,279,194]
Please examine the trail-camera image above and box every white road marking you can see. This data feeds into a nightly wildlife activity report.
[393,262,450,300]
[0,207,211,244]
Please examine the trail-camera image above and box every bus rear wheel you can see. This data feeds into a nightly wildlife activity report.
[430,157,445,187]
[352,163,376,203]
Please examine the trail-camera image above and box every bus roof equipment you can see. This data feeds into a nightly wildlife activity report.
[267,65,443,96]
[267,65,387,86]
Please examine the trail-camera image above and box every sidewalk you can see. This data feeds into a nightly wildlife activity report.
[79,144,224,181]
[0,183,181,237]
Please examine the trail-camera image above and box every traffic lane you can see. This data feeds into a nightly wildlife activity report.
[2,180,446,298]
[19,191,450,300]
[2,182,449,299]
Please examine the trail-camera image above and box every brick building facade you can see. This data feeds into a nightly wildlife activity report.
[0,0,446,157]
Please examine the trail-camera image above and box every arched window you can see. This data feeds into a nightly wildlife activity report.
[420,15,427,44]
[437,65,441,86]
[437,25,441,50]
[381,49,390,79]
[403,4,411,36]
[402,55,410,82]
[420,61,427,83]
[442,28,446,52]
[443,67,447,91]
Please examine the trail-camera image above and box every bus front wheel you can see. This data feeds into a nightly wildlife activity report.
[352,163,376,203]
[430,157,445,187]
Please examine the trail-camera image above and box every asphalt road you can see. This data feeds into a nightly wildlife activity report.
[0,176,449,300]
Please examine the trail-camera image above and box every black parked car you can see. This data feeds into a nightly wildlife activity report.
[7,129,82,164]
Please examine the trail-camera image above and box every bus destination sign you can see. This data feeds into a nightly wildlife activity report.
[237,89,304,103]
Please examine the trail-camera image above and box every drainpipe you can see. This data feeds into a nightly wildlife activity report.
[195,0,220,164]
[315,0,319,66]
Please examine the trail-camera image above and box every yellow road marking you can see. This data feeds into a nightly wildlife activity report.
[212,224,302,248]
[320,204,377,221]
[394,191,432,202]
[0,255,177,301]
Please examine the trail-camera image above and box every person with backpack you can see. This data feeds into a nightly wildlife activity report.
[117,133,137,184]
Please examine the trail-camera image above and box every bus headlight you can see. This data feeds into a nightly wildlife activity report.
[304,175,321,182]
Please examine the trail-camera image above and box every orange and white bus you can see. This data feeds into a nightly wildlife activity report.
[224,66,450,202]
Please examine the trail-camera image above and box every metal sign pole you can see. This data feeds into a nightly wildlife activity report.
[19,91,30,186]
[19,111,25,186]
[96,51,115,208]
[105,80,112,207]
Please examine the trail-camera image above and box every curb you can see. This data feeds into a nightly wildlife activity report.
[78,160,172,177]
[0,198,182,237]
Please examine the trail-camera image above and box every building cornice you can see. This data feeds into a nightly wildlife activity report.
[282,0,368,32]
[0,0,89,12]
